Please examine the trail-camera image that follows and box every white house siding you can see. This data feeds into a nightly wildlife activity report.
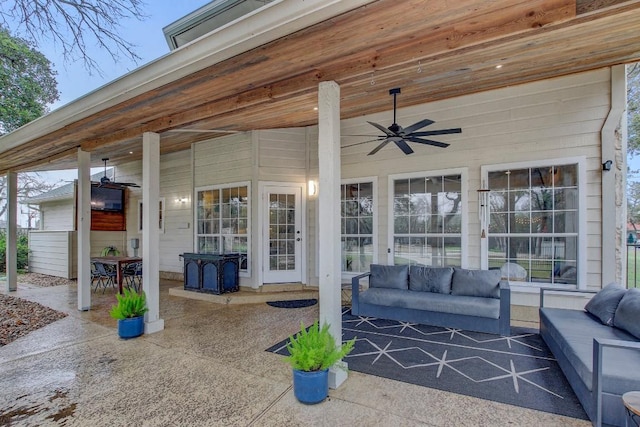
[41,199,75,231]
[304,69,610,296]
[28,231,76,278]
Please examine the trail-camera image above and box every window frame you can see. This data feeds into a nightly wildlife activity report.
[480,157,587,290]
[340,177,378,279]
[387,168,468,267]
[194,181,251,277]
[137,198,165,234]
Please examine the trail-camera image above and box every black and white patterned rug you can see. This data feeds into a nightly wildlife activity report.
[267,308,587,420]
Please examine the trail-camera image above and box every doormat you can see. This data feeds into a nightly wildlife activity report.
[266,308,588,420]
[266,299,317,309]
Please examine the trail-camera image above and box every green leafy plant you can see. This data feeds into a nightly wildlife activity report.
[109,288,148,320]
[285,320,356,372]
[101,246,120,256]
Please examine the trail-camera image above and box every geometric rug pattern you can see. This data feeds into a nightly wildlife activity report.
[267,308,587,420]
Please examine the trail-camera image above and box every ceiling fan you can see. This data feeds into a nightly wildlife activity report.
[97,158,140,188]
[343,88,462,155]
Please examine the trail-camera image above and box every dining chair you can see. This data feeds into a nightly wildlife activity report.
[123,261,142,292]
[94,262,117,293]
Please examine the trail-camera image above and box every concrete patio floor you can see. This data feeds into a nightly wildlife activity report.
[0,280,590,426]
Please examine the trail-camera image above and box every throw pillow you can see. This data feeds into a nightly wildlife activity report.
[614,288,640,339]
[451,268,501,298]
[584,282,626,326]
[369,264,409,290]
[409,266,454,293]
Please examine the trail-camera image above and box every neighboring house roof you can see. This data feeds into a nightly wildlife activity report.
[25,169,114,204]
[163,0,276,50]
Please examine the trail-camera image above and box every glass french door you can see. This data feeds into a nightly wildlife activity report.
[263,185,302,283]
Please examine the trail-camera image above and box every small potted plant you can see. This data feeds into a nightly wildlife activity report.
[109,288,148,339]
[101,245,120,256]
[285,320,356,404]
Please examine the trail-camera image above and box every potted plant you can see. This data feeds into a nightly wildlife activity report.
[101,245,120,256]
[285,320,356,404]
[109,288,148,339]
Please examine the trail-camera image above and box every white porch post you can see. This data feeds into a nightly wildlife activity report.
[77,149,91,310]
[5,171,17,292]
[142,131,164,333]
[601,65,627,285]
[317,81,346,388]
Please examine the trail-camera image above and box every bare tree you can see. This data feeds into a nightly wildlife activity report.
[0,173,62,221]
[0,0,147,74]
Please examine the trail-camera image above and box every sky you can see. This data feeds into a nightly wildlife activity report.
[24,2,212,179]
[7,1,211,224]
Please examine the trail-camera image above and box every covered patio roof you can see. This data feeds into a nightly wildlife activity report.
[1,0,639,173]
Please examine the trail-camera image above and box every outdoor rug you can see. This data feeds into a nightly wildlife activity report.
[267,308,588,420]
[266,299,317,309]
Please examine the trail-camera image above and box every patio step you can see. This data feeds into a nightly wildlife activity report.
[168,285,319,305]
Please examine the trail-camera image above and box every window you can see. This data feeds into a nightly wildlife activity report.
[486,163,579,285]
[195,183,249,272]
[391,172,464,267]
[341,180,375,275]
[138,198,165,233]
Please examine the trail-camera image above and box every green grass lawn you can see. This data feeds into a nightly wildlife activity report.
[627,246,640,289]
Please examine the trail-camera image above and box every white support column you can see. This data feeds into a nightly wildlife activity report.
[5,171,17,292]
[142,132,164,334]
[601,65,627,286]
[317,81,346,388]
[77,150,91,310]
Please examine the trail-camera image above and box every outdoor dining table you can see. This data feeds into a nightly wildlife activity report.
[91,256,142,294]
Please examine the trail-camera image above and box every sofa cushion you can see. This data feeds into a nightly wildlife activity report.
[584,282,626,326]
[359,288,500,319]
[540,307,640,395]
[451,268,501,298]
[409,266,454,293]
[614,288,640,339]
[369,264,409,290]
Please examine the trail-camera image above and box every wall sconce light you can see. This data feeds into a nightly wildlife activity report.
[602,160,613,171]
[308,180,318,197]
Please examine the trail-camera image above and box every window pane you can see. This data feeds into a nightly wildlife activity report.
[486,164,579,286]
[393,174,463,267]
[341,181,375,274]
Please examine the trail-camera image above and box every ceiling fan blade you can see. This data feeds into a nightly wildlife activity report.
[367,139,391,155]
[411,128,462,137]
[394,139,414,155]
[406,136,450,148]
[342,138,386,149]
[367,121,395,136]
[402,118,435,135]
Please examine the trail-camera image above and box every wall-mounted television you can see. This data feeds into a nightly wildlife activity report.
[91,185,124,212]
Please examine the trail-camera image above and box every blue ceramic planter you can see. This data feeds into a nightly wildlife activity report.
[293,368,329,404]
[118,316,144,339]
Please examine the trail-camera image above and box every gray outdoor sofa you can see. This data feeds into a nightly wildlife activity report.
[351,264,511,336]
[539,285,640,427]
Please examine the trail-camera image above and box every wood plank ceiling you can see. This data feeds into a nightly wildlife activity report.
[1,0,640,173]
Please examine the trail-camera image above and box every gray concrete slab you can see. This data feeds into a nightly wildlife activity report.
[0,279,589,426]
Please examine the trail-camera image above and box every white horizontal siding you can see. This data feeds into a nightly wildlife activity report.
[327,68,610,288]
[41,200,74,231]
[258,128,307,182]
[28,231,75,278]
[194,132,252,186]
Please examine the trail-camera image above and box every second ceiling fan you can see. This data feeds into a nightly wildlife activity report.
[344,88,462,155]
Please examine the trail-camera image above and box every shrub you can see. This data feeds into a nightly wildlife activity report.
[0,230,30,272]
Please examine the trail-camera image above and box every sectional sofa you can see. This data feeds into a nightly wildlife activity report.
[351,264,511,336]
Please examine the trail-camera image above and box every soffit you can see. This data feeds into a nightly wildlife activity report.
[1,0,640,173]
